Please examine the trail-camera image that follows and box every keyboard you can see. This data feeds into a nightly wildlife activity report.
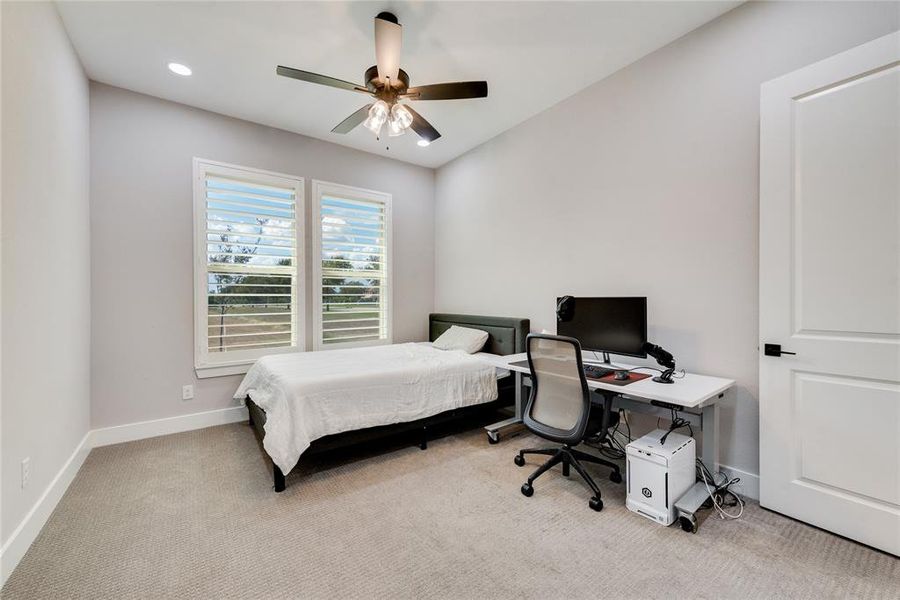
[582,364,614,379]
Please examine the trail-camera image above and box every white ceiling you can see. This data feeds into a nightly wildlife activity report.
[57,1,740,168]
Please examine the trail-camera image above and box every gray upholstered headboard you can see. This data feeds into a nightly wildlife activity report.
[429,313,530,356]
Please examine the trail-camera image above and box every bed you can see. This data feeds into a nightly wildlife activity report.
[239,313,529,492]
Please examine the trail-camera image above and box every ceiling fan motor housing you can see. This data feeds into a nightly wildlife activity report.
[365,65,410,99]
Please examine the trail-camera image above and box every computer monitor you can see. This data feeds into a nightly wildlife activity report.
[556,297,648,363]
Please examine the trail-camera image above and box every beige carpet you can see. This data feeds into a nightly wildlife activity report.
[2,422,897,599]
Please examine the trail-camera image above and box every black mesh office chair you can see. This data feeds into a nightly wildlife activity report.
[514,333,622,511]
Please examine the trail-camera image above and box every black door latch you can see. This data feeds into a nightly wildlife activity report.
[764,343,796,357]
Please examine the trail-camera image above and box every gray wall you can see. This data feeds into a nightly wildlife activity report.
[89,84,435,428]
[433,1,899,478]
[1,2,91,546]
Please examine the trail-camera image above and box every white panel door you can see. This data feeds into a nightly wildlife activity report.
[759,31,899,556]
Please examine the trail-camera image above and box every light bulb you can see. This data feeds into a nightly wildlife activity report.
[391,104,413,130]
[387,104,413,137]
[363,100,390,136]
[387,110,407,137]
[417,140,430,147]
[387,121,405,137]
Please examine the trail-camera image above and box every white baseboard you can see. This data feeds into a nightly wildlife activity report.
[1,406,249,587]
[718,463,760,500]
[89,405,248,448]
[1,432,91,587]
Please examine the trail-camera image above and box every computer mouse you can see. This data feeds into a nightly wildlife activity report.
[614,370,629,381]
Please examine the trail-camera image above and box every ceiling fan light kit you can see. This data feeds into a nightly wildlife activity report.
[363,100,390,135]
[277,11,488,146]
[388,104,413,136]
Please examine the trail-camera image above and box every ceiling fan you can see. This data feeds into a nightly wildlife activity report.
[276,11,488,145]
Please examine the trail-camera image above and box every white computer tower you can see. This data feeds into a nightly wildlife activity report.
[626,429,696,526]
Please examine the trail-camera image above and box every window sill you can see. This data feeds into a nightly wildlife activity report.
[195,362,253,379]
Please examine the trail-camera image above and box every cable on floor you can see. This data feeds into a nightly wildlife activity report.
[696,457,744,520]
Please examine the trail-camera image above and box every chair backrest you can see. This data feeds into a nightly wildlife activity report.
[522,334,592,445]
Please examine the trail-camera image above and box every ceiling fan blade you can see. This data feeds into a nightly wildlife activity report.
[405,81,488,101]
[374,12,402,86]
[404,105,441,143]
[276,65,366,93]
[331,104,373,134]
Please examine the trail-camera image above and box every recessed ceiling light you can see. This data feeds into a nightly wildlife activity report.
[167,62,192,76]
[417,140,430,147]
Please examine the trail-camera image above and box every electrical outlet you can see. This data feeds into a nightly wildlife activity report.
[21,457,30,489]
[182,385,194,401]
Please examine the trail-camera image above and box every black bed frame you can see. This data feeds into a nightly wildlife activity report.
[245,313,530,492]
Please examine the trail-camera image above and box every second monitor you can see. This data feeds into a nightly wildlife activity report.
[556,296,648,366]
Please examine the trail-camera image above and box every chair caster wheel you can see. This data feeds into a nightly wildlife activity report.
[487,432,500,445]
[609,470,622,484]
[521,483,534,497]
[589,497,603,512]
[514,455,525,467]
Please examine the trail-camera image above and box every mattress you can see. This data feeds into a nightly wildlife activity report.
[234,342,503,473]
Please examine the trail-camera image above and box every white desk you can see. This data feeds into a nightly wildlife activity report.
[478,353,735,471]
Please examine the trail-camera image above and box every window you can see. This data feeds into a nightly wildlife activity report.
[193,159,304,377]
[312,181,392,349]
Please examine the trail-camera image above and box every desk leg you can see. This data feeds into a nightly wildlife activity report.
[485,371,525,444]
[515,371,523,420]
[701,403,720,473]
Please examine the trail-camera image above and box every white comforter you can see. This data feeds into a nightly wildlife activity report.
[234,343,499,473]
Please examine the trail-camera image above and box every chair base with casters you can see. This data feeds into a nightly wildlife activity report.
[515,444,622,511]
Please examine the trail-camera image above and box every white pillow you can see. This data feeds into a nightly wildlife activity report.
[433,325,489,354]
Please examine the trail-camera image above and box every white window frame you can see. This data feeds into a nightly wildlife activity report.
[312,180,393,351]
[193,158,305,378]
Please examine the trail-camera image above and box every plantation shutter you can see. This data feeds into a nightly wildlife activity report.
[318,192,390,347]
[202,168,299,359]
